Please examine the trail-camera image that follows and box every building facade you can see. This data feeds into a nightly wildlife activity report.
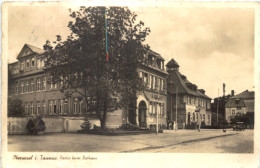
[8,44,167,130]
[225,90,254,126]
[133,50,168,129]
[166,58,212,129]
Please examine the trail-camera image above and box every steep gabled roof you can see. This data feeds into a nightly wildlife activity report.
[26,44,45,54]
[168,68,211,99]
[17,44,45,59]
[225,98,246,108]
[148,49,165,61]
[197,89,211,100]
[231,90,254,99]
[175,70,199,96]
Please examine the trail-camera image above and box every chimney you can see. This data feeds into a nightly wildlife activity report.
[223,83,225,96]
[231,90,235,96]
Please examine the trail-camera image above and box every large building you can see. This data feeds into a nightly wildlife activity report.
[8,44,167,132]
[166,58,212,129]
[225,90,254,126]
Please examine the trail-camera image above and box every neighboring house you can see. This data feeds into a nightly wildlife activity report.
[166,58,212,129]
[225,90,255,126]
[134,50,168,129]
[8,44,167,130]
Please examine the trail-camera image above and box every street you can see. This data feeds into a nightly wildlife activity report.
[8,129,254,153]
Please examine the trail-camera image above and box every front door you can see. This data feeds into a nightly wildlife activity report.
[138,101,147,128]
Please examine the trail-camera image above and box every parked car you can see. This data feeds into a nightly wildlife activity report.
[233,122,245,131]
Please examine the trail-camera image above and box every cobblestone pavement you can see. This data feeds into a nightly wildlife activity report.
[8,129,253,153]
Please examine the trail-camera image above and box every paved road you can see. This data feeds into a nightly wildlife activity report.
[8,129,254,153]
[141,129,254,153]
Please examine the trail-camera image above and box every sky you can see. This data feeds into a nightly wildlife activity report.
[7,4,255,99]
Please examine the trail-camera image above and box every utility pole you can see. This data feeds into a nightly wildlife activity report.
[217,88,219,126]
[156,86,159,135]
[175,86,178,131]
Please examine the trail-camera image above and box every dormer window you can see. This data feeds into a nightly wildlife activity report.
[148,55,153,66]
[235,99,239,104]
[31,58,35,67]
[157,59,161,69]
[26,59,30,68]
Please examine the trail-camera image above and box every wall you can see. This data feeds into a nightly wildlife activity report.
[8,117,100,134]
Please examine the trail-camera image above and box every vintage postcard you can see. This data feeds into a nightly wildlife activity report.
[1,1,259,168]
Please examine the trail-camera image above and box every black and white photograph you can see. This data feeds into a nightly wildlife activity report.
[1,1,259,168]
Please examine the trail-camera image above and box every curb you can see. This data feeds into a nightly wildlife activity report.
[121,133,239,152]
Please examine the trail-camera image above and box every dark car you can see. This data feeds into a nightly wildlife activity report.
[233,122,245,131]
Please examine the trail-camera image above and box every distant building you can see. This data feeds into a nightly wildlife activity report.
[225,90,255,125]
[166,58,211,129]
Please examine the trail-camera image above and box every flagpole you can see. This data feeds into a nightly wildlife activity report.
[105,8,109,62]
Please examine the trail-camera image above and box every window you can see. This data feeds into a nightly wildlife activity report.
[235,99,239,104]
[26,59,30,68]
[149,102,153,114]
[49,100,52,115]
[64,99,68,114]
[161,104,164,116]
[148,55,153,66]
[143,73,148,85]
[153,76,156,89]
[36,78,40,91]
[25,103,29,115]
[153,102,156,114]
[157,60,161,69]
[31,58,35,67]
[208,115,210,125]
[203,114,205,121]
[158,103,161,115]
[37,102,40,115]
[79,99,83,114]
[237,107,241,110]
[74,99,77,114]
[15,82,18,94]
[50,76,57,89]
[53,100,57,114]
[30,79,34,92]
[42,101,45,114]
[31,102,34,115]
[21,81,24,93]
[37,59,41,69]
[26,80,29,93]
[139,71,143,78]
[42,77,46,90]
[232,110,235,115]
[149,75,152,89]
[41,59,45,68]
[59,99,64,114]
[60,76,63,86]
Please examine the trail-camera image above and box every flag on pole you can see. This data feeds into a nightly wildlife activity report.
[105,8,109,62]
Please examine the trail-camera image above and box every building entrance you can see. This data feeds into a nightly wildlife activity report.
[138,101,147,128]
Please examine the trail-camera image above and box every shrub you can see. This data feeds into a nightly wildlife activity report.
[119,123,139,130]
[26,116,46,135]
[80,117,92,133]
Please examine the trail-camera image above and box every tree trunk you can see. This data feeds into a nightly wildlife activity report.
[100,98,108,129]
[100,118,106,129]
